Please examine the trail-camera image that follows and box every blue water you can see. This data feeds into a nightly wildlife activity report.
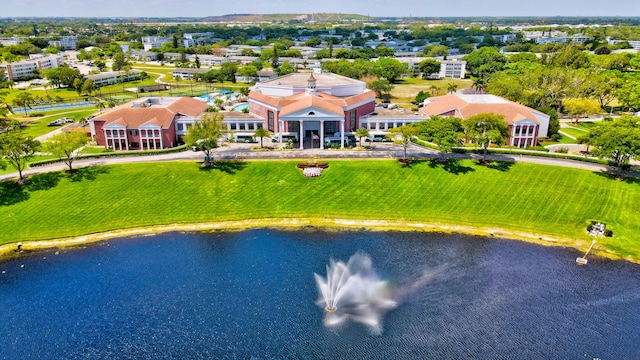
[232,103,249,112]
[12,101,96,114]
[1,230,639,359]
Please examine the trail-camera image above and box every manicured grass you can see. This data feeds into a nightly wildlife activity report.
[388,77,472,108]
[2,160,639,260]
[540,133,577,146]
[20,109,96,138]
[560,125,589,138]
[0,155,59,175]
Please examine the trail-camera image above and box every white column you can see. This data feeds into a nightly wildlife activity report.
[159,130,163,149]
[340,120,345,149]
[320,120,324,150]
[299,120,304,150]
[511,126,516,146]
[278,119,283,146]
[124,131,129,150]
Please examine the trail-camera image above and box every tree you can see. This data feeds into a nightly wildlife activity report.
[563,99,601,125]
[81,79,96,95]
[463,113,509,163]
[13,92,35,115]
[253,126,270,148]
[183,113,226,167]
[388,124,418,162]
[367,79,394,99]
[537,105,560,138]
[304,38,322,47]
[415,90,429,104]
[617,79,640,112]
[471,76,486,94]
[418,58,441,79]
[238,65,258,80]
[278,62,296,76]
[44,130,88,173]
[356,126,370,147]
[585,117,640,178]
[372,58,407,84]
[73,78,83,95]
[112,52,127,71]
[463,47,506,79]
[447,82,458,94]
[221,62,238,83]
[418,116,464,159]
[0,130,41,181]
[423,45,448,57]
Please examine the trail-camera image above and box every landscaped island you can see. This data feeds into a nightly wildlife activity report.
[1,159,639,262]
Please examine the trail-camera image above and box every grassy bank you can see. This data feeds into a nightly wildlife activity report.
[1,159,639,261]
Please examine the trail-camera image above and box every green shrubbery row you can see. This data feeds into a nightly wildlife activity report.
[29,144,190,167]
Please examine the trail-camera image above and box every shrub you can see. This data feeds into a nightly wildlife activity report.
[525,145,550,152]
[604,229,613,237]
[555,146,569,154]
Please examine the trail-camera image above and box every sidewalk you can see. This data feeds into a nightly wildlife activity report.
[0,142,632,182]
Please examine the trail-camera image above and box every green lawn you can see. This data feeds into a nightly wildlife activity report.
[20,109,97,138]
[0,155,58,175]
[540,133,577,146]
[2,159,639,261]
[559,126,589,139]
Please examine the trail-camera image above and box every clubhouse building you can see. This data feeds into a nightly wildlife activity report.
[89,73,549,151]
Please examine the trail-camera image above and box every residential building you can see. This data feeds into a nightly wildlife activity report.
[130,50,158,62]
[0,54,63,81]
[142,36,172,51]
[0,36,77,50]
[421,94,550,147]
[439,60,466,79]
[172,68,209,80]
[89,97,209,150]
[86,70,140,88]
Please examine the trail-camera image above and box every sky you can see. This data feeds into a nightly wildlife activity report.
[3,0,640,18]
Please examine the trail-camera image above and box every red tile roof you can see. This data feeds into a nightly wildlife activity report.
[93,97,209,129]
[421,94,541,125]
[249,90,375,116]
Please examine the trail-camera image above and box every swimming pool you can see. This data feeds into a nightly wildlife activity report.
[232,103,249,112]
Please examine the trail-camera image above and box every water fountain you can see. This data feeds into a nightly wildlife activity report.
[314,253,397,333]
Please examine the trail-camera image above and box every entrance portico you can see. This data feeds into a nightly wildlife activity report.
[279,110,344,150]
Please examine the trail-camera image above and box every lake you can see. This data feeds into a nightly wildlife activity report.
[1,230,638,359]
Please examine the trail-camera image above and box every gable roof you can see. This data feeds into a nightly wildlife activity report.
[93,97,209,129]
[421,94,542,125]
[249,89,375,116]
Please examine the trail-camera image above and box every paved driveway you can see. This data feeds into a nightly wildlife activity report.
[0,142,634,182]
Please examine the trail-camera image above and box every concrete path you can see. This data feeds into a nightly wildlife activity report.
[2,142,631,183]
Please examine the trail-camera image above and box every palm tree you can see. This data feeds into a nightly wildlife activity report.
[471,77,486,94]
[14,91,35,116]
[447,82,458,94]
[254,126,270,148]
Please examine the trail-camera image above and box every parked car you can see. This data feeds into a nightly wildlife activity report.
[48,117,74,127]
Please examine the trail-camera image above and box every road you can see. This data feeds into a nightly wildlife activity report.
[1,142,628,183]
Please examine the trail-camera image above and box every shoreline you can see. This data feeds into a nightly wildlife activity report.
[0,218,632,264]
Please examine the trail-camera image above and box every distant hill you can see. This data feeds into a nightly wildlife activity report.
[201,13,369,23]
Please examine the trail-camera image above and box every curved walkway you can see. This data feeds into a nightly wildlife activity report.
[0,142,623,182]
